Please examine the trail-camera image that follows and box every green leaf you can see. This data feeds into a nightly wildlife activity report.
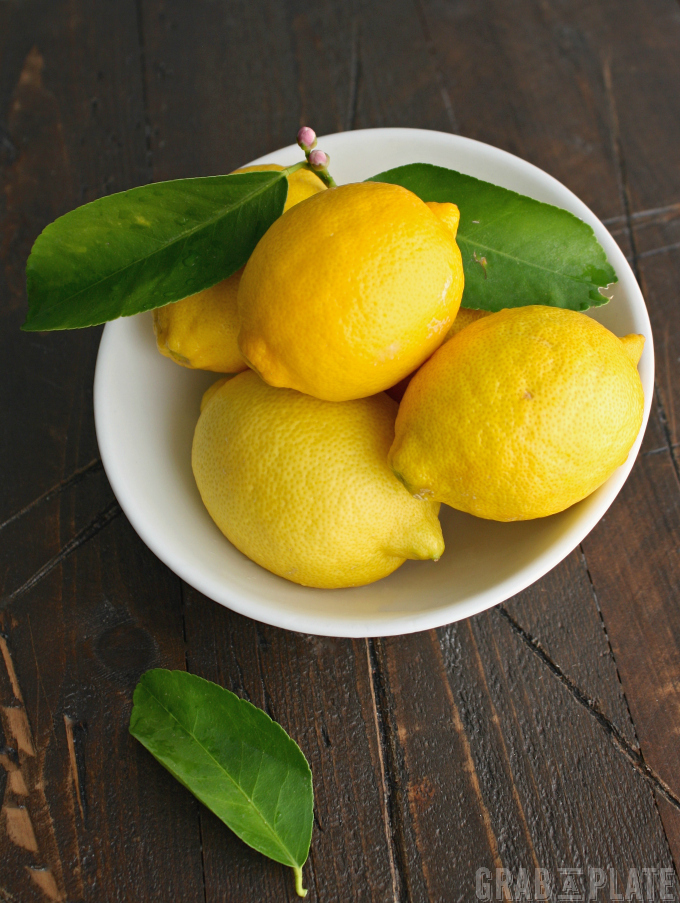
[129,669,313,897]
[368,163,617,312]
[23,171,288,331]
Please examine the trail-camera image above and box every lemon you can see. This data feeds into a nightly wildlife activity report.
[444,306,489,340]
[237,181,464,401]
[153,164,326,372]
[192,370,444,588]
[389,306,645,521]
[387,306,491,402]
[153,269,246,372]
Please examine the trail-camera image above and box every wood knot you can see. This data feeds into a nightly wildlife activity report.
[95,622,157,685]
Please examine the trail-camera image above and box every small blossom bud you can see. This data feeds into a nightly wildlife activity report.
[297,126,317,150]
[308,149,329,169]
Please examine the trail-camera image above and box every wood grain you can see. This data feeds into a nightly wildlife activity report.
[182,593,400,901]
[582,401,680,866]
[138,0,452,180]
[504,551,637,742]
[0,2,203,900]
[417,0,626,219]
[376,613,678,901]
[1,511,205,902]
[0,0,150,522]
[2,0,680,899]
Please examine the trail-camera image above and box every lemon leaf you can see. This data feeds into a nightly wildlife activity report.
[368,163,617,312]
[23,171,288,331]
[129,669,313,897]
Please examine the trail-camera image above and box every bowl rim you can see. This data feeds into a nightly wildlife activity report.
[94,127,654,637]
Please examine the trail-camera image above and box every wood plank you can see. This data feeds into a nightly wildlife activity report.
[417,0,628,221]
[603,9,680,857]
[140,0,304,180]
[1,511,205,902]
[139,0,453,181]
[0,0,149,523]
[0,1,206,900]
[377,615,679,901]
[579,0,680,213]
[582,396,680,866]
[182,592,400,901]
[0,467,115,607]
[504,550,637,742]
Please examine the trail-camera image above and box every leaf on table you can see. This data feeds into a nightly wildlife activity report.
[368,163,617,312]
[129,669,313,897]
[23,171,288,331]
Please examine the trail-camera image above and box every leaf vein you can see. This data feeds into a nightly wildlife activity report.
[457,234,609,285]
[29,173,286,314]
[142,688,300,868]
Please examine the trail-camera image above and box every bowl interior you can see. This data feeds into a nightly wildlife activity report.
[94,129,653,637]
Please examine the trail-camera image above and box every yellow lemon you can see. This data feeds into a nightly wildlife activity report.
[389,306,645,521]
[387,306,491,402]
[237,181,464,401]
[444,306,490,340]
[153,269,246,372]
[192,370,444,588]
[153,164,326,372]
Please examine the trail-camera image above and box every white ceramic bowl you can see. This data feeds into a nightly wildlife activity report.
[94,128,653,637]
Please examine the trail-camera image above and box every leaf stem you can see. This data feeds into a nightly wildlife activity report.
[293,866,307,898]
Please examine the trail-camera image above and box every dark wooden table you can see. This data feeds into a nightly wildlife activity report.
[2,2,680,900]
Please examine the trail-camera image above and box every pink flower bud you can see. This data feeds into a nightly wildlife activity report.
[308,149,329,169]
[297,126,316,149]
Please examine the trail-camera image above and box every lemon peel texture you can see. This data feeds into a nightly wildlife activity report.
[237,181,465,401]
[389,306,645,521]
[192,371,444,588]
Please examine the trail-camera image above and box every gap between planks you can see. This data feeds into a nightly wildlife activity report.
[0,501,122,610]
[366,637,414,903]
[0,458,103,535]
[496,606,680,813]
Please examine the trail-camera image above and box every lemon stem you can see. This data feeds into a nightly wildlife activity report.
[283,160,337,189]
[311,166,337,189]
[282,161,309,177]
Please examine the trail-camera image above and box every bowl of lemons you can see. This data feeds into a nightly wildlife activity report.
[94,128,653,637]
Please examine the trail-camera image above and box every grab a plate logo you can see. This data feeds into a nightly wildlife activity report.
[475,867,677,901]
